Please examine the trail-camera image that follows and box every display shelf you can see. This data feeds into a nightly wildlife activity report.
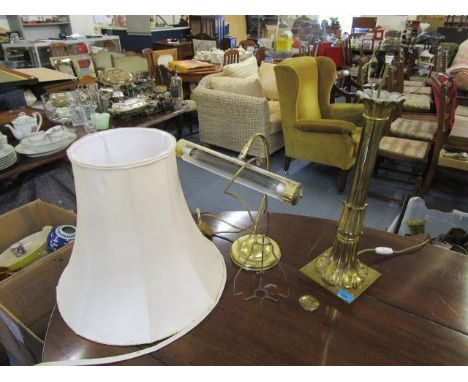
[22,22,70,27]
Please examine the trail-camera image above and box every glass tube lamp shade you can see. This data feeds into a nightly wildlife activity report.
[176,140,302,206]
[57,128,226,346]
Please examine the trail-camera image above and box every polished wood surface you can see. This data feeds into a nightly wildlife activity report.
[153,41,193,60]
[178,65,223,84]
[42,212,468,365]
[0,107,188,183]
[0,67,38,88]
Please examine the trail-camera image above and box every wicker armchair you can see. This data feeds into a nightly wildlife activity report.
[193,73,284,159]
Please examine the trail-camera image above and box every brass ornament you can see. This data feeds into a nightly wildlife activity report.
[299,295,320,312]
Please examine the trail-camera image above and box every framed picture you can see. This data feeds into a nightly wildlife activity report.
[50,55,96,79]
[50,57,77,77]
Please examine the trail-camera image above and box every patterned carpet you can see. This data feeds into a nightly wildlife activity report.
[1,127,466,232]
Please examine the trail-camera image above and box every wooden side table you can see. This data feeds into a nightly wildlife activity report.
[153,40,193,60]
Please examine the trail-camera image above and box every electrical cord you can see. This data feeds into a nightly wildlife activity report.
[357,237,430,257]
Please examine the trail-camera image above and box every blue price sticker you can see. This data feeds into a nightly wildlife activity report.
[337,289,355,303]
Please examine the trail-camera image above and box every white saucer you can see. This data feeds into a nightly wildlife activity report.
[15,133,76,157]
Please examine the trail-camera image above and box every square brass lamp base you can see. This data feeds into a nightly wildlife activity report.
[300,248,381,304]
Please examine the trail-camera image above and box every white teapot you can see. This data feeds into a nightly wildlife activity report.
[5,112,43,140]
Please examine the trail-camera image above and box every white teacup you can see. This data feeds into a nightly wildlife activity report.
[21,131,46,146]
[45,125,66,141]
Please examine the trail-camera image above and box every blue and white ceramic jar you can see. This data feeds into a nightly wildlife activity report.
[47,225,76,253]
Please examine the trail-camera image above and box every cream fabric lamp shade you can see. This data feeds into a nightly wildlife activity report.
[57,128,226,346]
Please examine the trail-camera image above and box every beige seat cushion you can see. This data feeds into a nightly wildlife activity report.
[379,136,430,161]
[259,62,279,100]
[210,75,265,98]
[223,56,258,78]
[390,117,438,141]
[404,86,432,95]
[448,115,468,150]
[439,149,468,171]
[456,105,468,117]
[404,80,427,87]
[403,94,431,112]
[267,100,282,134]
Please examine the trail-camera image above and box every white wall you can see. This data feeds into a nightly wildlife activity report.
[0,16,10,31]
[69,15,98,35]
[319,15,354,34]
[374,15,417,31]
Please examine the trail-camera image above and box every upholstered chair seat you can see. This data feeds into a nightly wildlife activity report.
[390,117,438,141]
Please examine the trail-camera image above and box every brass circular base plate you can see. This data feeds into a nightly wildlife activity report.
[299,295,320,312]
[230,234,281,271]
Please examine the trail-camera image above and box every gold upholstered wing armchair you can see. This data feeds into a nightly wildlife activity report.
[274,56,364,192]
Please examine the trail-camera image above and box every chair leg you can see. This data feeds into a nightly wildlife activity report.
[338,169,348,194]
[284,156,291,173]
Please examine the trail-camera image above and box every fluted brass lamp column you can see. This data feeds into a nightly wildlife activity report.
[300,89,404,303]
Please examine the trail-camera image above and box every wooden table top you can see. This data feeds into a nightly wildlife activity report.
[42,212,468,365]
[178,65,223,83]
[0,66,38,88]
[0,107,188,184]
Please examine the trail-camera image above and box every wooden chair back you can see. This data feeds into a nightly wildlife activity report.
[420,74,456,193]
[154,64,173,87]
[152,48,178,67]
[351,17,377,35]
[223,49,239,66]
[341,37,352,67]
[103,39,116,52]
[239,39,258,50]
[192,32,214,40]
[49,42,71,57]
[255,46,266,66]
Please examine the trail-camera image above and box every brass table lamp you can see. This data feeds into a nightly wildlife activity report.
[300,88,404,303]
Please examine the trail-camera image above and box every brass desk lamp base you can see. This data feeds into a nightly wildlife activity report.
[230,234,281,271]
[300,248,380,303]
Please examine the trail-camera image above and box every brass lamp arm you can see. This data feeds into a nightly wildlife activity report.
[238,132,270,170]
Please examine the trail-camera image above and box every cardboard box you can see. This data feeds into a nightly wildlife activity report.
[0,200,76,365]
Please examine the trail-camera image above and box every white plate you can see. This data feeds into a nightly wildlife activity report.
[0,160,17,171]
[19,131,76,153]
[15,134,76,157]
[0,153,16,166]
[23,146,70,158]
[0,153,16,164]
[0,145,14,159]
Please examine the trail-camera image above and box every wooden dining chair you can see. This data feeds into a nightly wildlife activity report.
[103,39,116,52]
[255,46,266,66]
[239,39,258,50]
[152,48,178,67]
[223,49,239,66]
[49,42,71,57]
[376,74,454,194]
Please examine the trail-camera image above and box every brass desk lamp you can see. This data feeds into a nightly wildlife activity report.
[177,134,302,271]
